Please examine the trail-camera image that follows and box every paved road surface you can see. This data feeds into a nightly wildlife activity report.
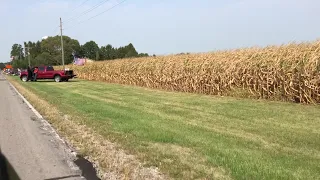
[0,73,84,180]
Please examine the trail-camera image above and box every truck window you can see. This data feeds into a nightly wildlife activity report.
[46,66,54,71]
[39,66,45,71]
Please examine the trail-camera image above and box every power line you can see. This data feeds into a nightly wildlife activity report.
[26,0,61,37]
[64,0,127,30]
[62,0,89,23]
[84,0,127,22]
[35,0,48,3]
[70,0,90,12]
[50,26,60,35]
[28,0,48,7]
[64,0,112,24]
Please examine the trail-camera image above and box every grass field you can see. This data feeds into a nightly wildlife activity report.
[9,77,320,180]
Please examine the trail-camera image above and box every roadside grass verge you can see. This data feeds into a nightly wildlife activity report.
[8,77,320,180]
[7,77,166,180]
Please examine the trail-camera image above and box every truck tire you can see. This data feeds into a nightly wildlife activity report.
[21,75,28,82]
[54,75,61,82]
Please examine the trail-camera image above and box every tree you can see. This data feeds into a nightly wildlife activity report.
[139,53,149,57]
[124,43,138,58]
[117,46,126,59]
[12,58,29,69]
[34,52,53,66]
[24,41,42,59]
[10,37,149,65]
[41,35,81,65]
[112,43,139,59]
[10,44,24,60]
[81,41,99,60]
[100,44,113,60]
[0,63,5,70]
[109,46,118,60]
[96,51,100,61]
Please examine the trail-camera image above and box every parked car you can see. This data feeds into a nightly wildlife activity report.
[10,68,20,76]
[20,65,76,82]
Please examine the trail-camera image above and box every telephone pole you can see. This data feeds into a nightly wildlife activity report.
[28,44,31,67]
[24,43,31,67]
[60,17,65,71]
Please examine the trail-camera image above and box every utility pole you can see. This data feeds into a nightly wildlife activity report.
[60,17,65,71]
[24,43,31,67]
[28,43,31,67]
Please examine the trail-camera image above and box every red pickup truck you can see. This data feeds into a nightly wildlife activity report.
[20,65,76,82]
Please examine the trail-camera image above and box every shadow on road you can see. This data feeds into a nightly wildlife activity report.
[74,155,101,180]
[0,148,21,180]
[44,155,102,180]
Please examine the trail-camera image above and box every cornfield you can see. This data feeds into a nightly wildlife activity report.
[59,40,320,104]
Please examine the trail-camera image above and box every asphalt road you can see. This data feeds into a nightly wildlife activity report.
[0,73,84,180]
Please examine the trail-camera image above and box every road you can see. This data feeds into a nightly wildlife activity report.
[0,73,84,180]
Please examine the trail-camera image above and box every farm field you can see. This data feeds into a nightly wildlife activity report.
[61,40,320,104]
[8,76,320,180]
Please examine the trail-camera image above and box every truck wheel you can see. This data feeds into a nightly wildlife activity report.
[54,75,61,82]
[21,75,28,82]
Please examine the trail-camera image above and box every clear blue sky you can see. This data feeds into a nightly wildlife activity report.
[0,0,319,62]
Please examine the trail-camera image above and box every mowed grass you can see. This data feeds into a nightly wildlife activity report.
[11,77,320,180]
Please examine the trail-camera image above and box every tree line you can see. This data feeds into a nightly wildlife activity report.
[0,63,6,70]
[8,35,151,69]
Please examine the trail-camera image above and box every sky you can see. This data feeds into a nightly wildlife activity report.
[0,0,319,62]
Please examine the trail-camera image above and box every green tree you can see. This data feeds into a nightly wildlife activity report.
[96,51,100,61]
[110,46,118,60]
[99,43,141,60]
[81,41,99,60]
[0,63,5,69]
[34,52,53,66]
[12,58,29,69]
[41,35,81,65]
[112,43,139,59]
[10,44,24,60]
[100,44,114,60]
[24,41,42,59]
[124,43,138,58]
[116,46,126,59]
[10,38,149,65]
[138,53,149,57]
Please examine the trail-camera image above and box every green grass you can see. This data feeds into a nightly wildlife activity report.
[10,77,320,180]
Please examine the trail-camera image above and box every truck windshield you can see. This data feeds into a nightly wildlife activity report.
[46,66,54,71]
[39,66,45,71]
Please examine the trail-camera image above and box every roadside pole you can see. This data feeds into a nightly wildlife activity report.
[60,17,65,71]
[28,44,31,67]
[24,43,31,67]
